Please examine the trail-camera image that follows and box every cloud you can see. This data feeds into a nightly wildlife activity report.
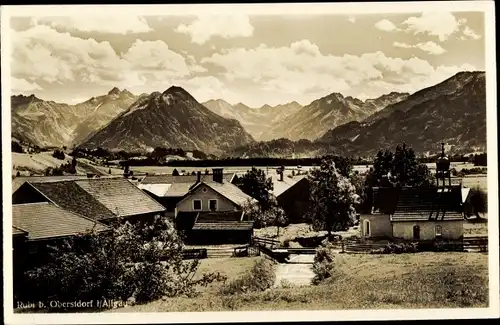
[201,40,476,101]
[11,25,205,90]
[175,15,254,44]
[374,19,399,32]
[462,26,481,40]
[393,41,446,55]
[12,77,42,93]
[402,12,465,41]
[31,15,152,34]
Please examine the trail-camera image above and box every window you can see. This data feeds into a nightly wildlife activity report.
[435,225,442,237]
[193,199,202,211]
[363,220,370,237]
[413,225,420,240]
[209,199,218,211]
[202,188,207,193]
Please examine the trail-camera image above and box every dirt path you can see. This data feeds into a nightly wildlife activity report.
[274,255,315,287]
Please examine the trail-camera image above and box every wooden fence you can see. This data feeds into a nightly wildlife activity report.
[182,248,208,260]
[463,236,488,252]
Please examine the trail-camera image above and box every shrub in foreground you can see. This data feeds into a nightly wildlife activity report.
[21,216,225,309]
[312,242,336,285]
[220,258,276,295]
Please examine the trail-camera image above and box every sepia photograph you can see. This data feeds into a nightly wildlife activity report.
[1,1,498,324]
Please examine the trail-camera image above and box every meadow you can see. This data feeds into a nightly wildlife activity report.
[107,252,489,312]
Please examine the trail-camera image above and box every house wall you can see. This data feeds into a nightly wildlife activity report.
[359,213,392,239]
[277,178,311,223]
[12,183,49,204]
[186,229,253,245]
[176,184,238,213]
[392,220,463,241]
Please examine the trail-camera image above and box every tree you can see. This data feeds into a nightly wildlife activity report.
[108,168,112,174]
[467,186,487,219]
[242,196,287,238]
[71,156,77,169]
[172,168,180,176]
[367,144,435,189]
[22,216,225,306]
[11,141,23,153]
[236,167,274,211]
[307,157,359,237]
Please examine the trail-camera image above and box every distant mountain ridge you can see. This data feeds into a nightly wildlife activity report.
[78,86,255,155]
[11,88,138,148]
[229,71,486,158]
[202,99,302,140]
[258,91,409,141]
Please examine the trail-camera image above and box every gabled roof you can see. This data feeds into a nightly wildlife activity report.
[139,173,236,197]
[390,186,464,221]
[188,181,258,207]
[12,202,109,241]
[268,174,308,197]
[29,181,116,221]
[12,175,117,193]
[137,183,172,197]
[75,178,166,217]
[12,226,28,236]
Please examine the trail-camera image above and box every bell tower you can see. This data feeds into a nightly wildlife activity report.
[435,142,451,189]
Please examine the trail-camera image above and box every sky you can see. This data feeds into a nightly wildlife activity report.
[8,10,485,107]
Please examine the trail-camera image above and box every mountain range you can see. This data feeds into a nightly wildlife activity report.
[11,70,486,158]
[11,88,137,148]
[77,86,254,155]
[202,99,302,140]
[231,71,486,158]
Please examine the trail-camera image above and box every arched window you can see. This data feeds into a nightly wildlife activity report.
[413,225,420,240]
[435,225,442,237]
[364,220,371,237]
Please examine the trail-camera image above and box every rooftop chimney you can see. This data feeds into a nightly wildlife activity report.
[279,165,284,181]
[212,168,224,183]
[197,171,201,183]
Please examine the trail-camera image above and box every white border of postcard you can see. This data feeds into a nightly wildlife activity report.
[2,1,499,324]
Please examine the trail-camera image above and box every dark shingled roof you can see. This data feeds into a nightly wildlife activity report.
[391,186,464,221]
[12,202,109,240]
[195,211,244,223]
[191,222,254,231]
[30,181,116,221]
[75,178,165,217]
[12,175,120,193]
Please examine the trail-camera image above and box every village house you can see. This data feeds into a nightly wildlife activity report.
[137,171,237,216]
[267,168,311,224]
[12,202,109,299]
[174,168,257,245]
[359,144,467,243]
[12,178,166,225]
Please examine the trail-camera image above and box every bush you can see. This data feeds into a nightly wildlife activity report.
[468,186,487,214]
[371,242,419,254]
[20,216,225,309]
[220,259,276,295]
[52,150,65,160]
[312,242,336,285]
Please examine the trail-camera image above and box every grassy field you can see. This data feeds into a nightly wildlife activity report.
[108,252,488,312]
